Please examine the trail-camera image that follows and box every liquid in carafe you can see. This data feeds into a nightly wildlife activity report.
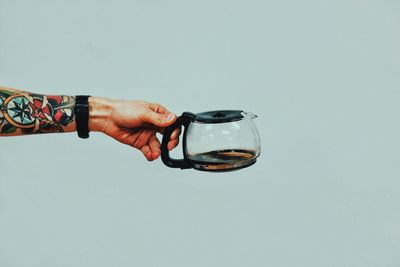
[188,149,256,164]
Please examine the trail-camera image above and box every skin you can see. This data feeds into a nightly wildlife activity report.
[0,86,180,161]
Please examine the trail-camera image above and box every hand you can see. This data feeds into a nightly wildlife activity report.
[89,97,180,161]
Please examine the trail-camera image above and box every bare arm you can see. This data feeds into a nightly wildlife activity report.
[0,86,180,161]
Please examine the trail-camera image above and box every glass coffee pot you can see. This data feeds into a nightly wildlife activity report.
[161,110,261,171]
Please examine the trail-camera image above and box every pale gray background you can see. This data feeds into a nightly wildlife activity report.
[1,0,399,266]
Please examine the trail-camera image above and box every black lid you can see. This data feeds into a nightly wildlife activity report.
[191,110,244,123]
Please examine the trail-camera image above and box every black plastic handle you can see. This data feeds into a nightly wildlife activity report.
[161,112,194,169]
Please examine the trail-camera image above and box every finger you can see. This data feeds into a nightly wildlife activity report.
[142,111,176,128]
[149,103,172,115]
[132,130,153,149]
[148,135,161,160]
[154,124,181,137]
[140,145,153,161]
[171,127,181,140]
[168,138,179,151]
[147,126,165,135]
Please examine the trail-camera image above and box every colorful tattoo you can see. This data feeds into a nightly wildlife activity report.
[0,90,75,134]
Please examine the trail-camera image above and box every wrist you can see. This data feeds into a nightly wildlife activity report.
[88,96,113,132]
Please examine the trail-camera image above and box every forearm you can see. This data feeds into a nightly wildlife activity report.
[0,86,179,160]
[0,87,109,136]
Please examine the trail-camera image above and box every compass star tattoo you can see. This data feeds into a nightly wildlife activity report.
[0,90,75,134]
[8,96,33,124]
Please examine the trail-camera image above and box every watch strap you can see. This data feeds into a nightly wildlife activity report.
[75,95,91,139]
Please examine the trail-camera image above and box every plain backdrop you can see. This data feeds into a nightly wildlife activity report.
[1,0,400,266]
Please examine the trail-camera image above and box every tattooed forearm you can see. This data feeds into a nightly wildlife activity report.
[0,88,76,135]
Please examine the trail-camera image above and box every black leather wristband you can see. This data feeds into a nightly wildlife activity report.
[75,95,91,139]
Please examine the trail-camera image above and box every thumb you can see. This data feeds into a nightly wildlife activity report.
[142,111,176,127]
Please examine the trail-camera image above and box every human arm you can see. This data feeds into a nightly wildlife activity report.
[0,86,180,161]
